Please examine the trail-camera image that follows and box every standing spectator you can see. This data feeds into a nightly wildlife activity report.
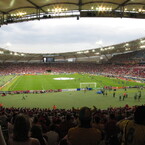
[117,106,145,145]
[105,113,120,145]
[67,107,102,145]
[8,113,40,145]
[92,116,104,133]
[31,125,48,145]
[59,114,74,138]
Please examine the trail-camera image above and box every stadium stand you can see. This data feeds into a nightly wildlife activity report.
[0,61,144,78]
[110,49,145,64]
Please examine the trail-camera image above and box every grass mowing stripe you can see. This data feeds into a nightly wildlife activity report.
[40,75,46,90]
[0,75,15,87]
[10,76,23,91]
[0,75,18,91]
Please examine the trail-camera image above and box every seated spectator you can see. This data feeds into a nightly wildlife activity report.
[8,113,40,145]
[31,125,48,145]
[67,107,102,145]
[117,106,145,145]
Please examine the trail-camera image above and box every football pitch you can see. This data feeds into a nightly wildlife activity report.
[1,73,144,91]
[0,73,144,109]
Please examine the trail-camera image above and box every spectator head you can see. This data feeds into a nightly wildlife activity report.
[134,106,145,125]
[49,124,56,131]
[13,114,30,141]
[66,114,72,121]
[109,113,116,120]
[31,125,47,145]
[31,125,43,138]
[79,107,92,128]
[94,116,101,124]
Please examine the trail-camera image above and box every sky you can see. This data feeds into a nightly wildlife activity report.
[0,17,145,54]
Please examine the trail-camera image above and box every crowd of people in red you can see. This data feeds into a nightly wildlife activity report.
[0,105,145,145]
[0,62,144,78]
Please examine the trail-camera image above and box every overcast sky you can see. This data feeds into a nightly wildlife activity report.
[0,17,145,54]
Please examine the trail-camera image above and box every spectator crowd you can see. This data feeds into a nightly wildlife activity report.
[0,63,144,78]
[0,105,145,145]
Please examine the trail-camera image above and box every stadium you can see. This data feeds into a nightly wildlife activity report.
[0,0,145,145]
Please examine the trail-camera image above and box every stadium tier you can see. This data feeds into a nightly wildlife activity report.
[0,62,144,78]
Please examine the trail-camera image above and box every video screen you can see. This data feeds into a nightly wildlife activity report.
[43,57,54,62]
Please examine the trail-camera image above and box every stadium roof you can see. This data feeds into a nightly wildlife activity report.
[0,0,145,26]
[0,0,145,63]
[0,37,145,63]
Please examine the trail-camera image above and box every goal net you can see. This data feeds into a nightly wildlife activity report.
[80,82,96,89]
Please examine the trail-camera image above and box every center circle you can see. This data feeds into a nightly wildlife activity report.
[53,77,75,80]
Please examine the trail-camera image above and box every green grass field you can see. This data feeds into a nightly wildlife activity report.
[1,73,144,91]
[0,89,145,109]
[0,73,144,109]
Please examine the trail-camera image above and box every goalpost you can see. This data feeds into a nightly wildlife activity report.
[80,82,97,89]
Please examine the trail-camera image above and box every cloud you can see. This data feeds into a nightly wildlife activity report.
[0,17,145,53]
